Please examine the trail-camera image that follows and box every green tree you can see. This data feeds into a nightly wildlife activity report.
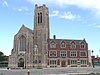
[0,51,5,61]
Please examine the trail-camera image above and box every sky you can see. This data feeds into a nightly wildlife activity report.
[0,0,100,56]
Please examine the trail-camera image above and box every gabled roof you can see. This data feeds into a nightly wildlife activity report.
[15,24,33,37]
[21,24,33,34]
[47,39,87,45]
[25,26,33,34]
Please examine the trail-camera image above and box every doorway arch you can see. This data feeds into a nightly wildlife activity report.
[18,58,24,67]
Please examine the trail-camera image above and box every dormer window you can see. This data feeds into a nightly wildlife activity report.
[50,42,56,48]
[80,43,85,49]
[70,43,76,49]
[60,43,66,48]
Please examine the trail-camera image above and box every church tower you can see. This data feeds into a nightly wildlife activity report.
[33,4,50,67]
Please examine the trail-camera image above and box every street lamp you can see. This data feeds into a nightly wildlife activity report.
[99,50,100,56]
[91,50,94,68]
[92,50,94,56]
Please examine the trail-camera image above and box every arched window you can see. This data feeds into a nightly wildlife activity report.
[38,13,40,23]
[38,12,42,24]
[20,35,26,51]
[40,12,42,23]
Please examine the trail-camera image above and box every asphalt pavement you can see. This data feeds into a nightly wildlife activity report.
[0,67,100,75]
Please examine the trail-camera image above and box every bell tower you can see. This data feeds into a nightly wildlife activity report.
[33,4,49,67]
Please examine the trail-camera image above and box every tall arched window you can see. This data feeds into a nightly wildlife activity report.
[20,35,26,51]
[40,12,42,23]
[38,12,42,24]
[38,13,40,23]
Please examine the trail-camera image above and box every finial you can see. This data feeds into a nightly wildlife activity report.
[35,4,38,8]
[43,4,46,7]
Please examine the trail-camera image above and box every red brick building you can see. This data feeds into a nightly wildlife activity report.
[47,35,89,67]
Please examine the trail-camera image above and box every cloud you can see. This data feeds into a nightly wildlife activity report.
[95,25,100,28]
[50,11,80,20]
[50,11,59,17]
[13,7,29,12]
[88,23,100,28]
[27,0,100,15]
[27,0,54,5]
[60,12,80,20]
[1,0,8,7]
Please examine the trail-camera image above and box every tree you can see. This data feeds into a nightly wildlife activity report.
[0,51,6,61]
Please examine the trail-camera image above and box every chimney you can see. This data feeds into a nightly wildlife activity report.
[53,35,56,39]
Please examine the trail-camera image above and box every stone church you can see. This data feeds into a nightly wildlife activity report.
[8,4,49,68]
[9,4,91,68]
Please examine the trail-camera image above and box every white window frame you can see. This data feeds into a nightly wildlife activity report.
[60,43,66,48]
[80,43,86,49]
[49,50,57,57]
[70,43,76,49]
[60,51,67,57]
[80,60,87,64]
[70,60,77,64]
[70,51,77,57]
[80,51,87,57]
[50,42,56,48]
[49,60,57,65]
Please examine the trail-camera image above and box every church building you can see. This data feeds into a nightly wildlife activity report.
[8,4,90,68]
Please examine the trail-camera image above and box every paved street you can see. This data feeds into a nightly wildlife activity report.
[0,67,100,75]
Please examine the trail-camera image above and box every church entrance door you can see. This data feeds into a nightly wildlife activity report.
[18,58,24,67]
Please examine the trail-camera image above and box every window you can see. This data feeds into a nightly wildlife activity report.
[80,44,85,49]
[70,51,77,57]
[40,13,42,23]
[71,43,76,49]
[80,51,87,57]
[60,51,67,57]
[20,35,26,51]
[50,42,56,48]
[81,60,87,64]
[71,60,77,64]
[60,43,66,48]
[39,60,41,63]
[50,60,57,65]
[38,12,42,24]
[49,51,57,57]
[34,60,37,64]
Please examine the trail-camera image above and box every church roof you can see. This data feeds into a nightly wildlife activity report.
[20,24,33,34]
[14,24,33,37]
[25,26,33,34]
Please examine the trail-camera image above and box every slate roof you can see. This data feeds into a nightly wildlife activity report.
[25,26,33,34]
[47,39,87,45]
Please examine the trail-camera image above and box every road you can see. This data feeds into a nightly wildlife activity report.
[0,67,100,75]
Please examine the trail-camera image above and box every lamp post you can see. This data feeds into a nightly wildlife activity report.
[92,50,94,56]
[99,50,100,56]
[92,50,94,68]
[25,49,26,69]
